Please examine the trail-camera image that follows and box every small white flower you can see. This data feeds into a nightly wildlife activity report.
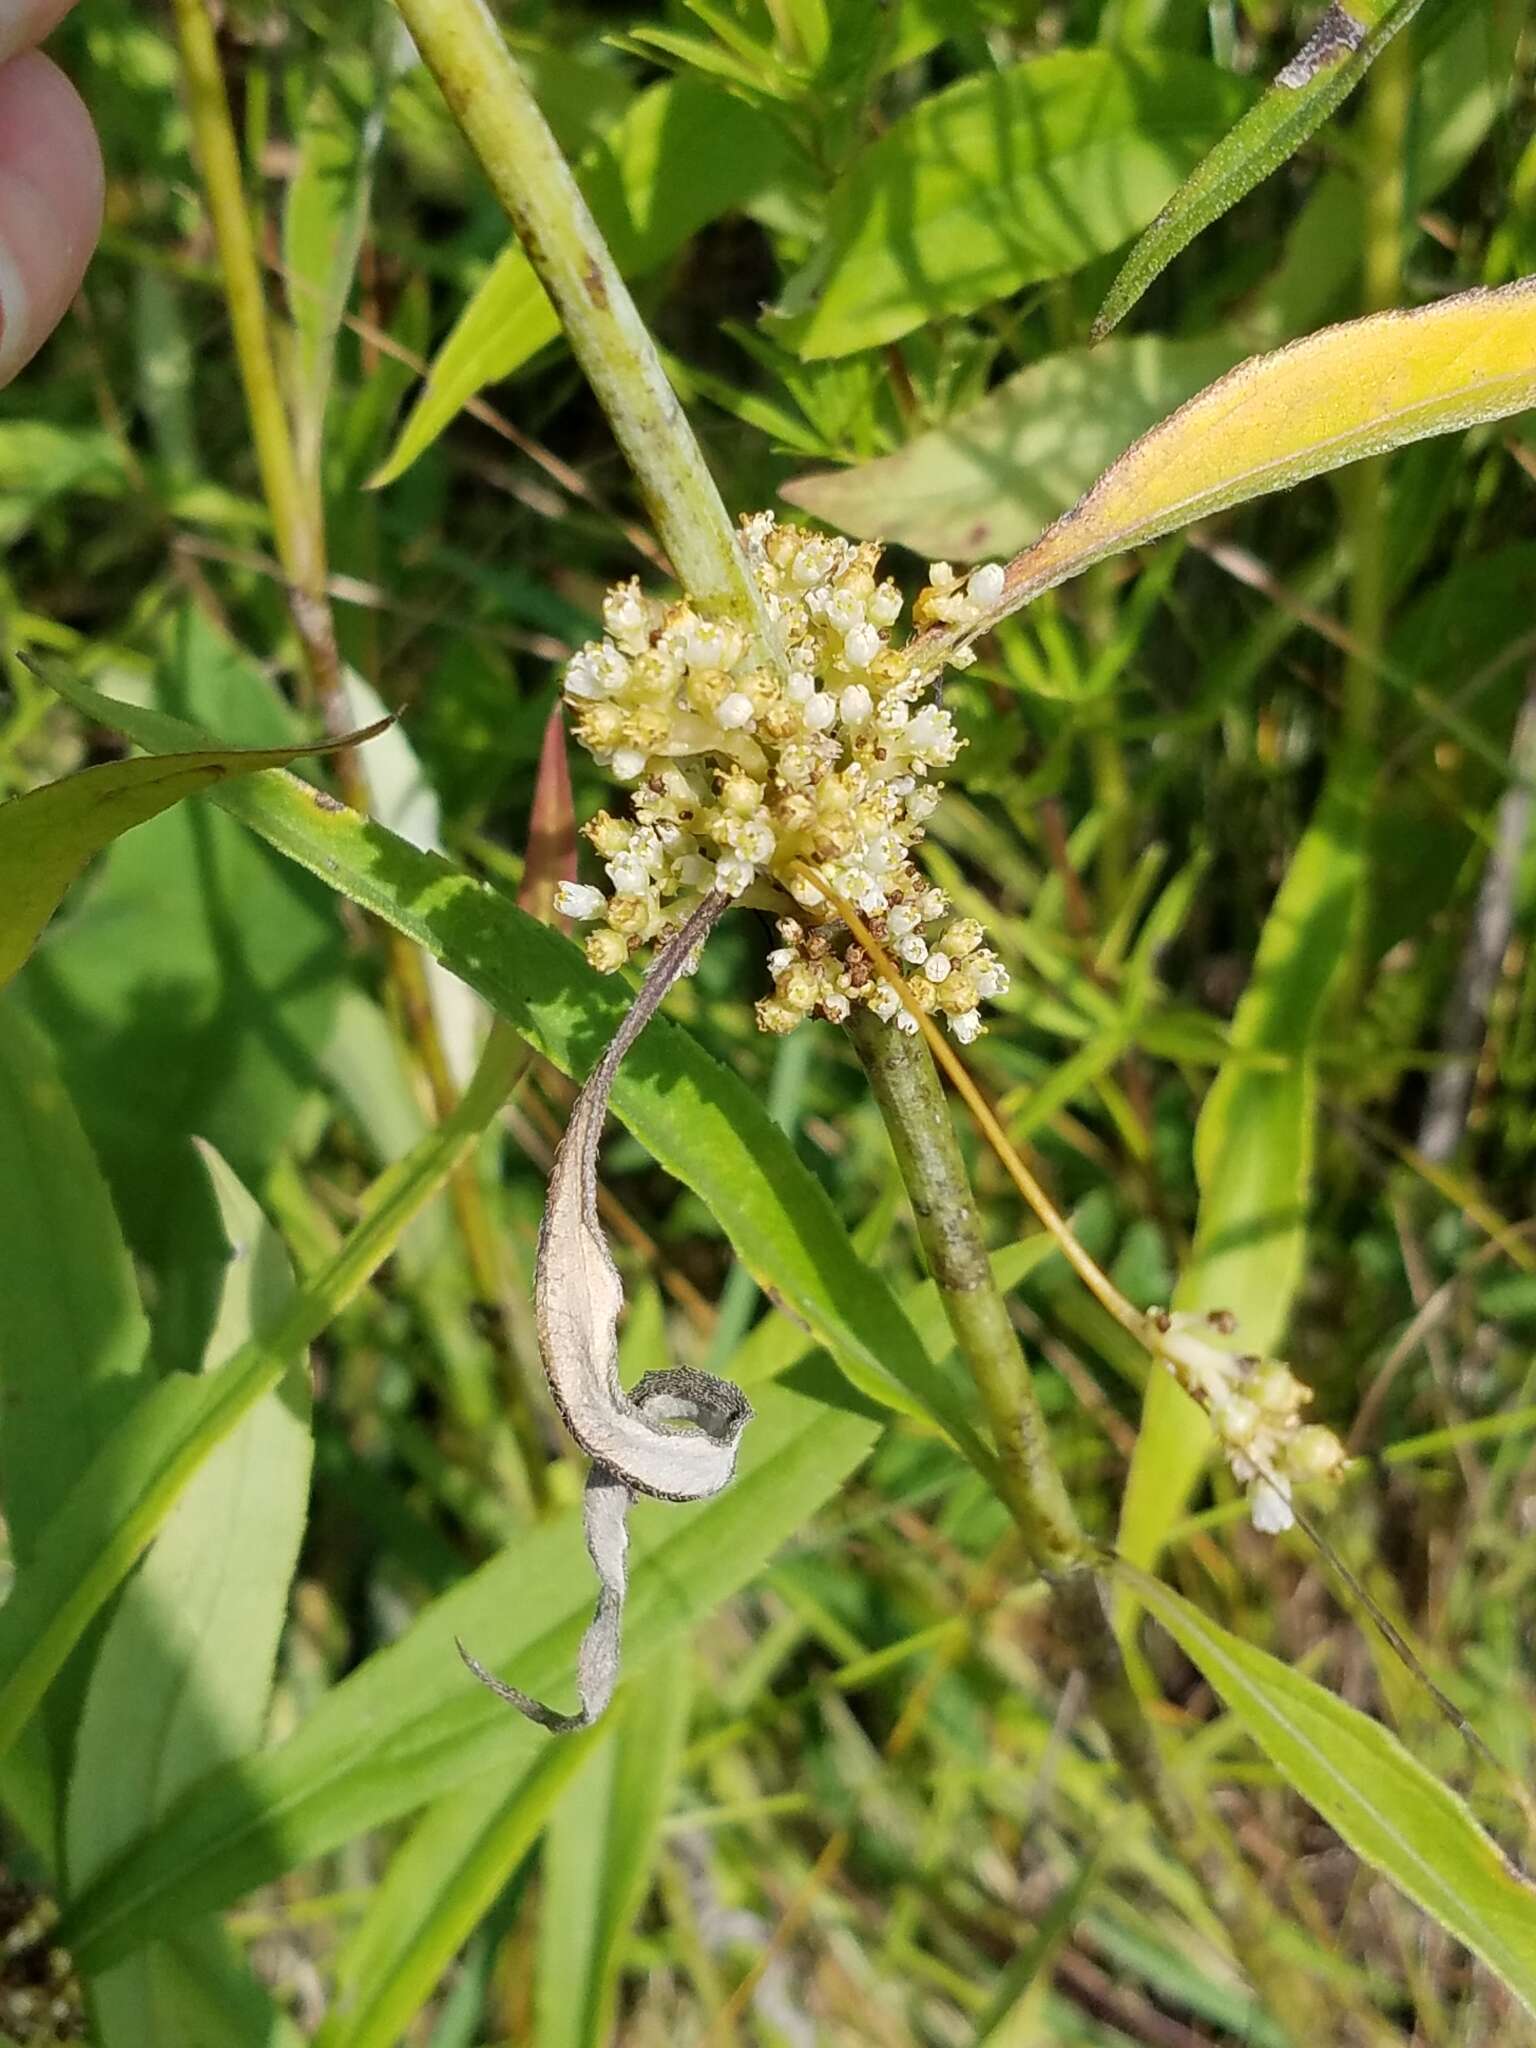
[869,583,902,627]
[923,951,952,984]
[785,669,814,703]
[967,562,1005,607]
[1249,1478,1294,1535]
[717,692,755,730]
[908,705,954,757]
[715,854,755,897]
[949,1008,982,1044]
[868,982,902,1022]
[894,1008,920,1035]
[898,934,929,966]
[681,620,727,670]
[565,644,625,700]
[767,947,796,976]
[604,583,650,650]
[918,888,946,922]
[843,624,881,670]
[789,873,824,908]
[839,683,874,727]
[735,817,776,864]
[606,854,650,894]
[611,747,648,781]
[554,881,608,921]
[822,991,851,1023]
[803,691,837,732]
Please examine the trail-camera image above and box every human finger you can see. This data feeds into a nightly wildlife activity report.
[0,48,103,386]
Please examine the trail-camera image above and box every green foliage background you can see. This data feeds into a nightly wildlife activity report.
[1,0,1535,2043]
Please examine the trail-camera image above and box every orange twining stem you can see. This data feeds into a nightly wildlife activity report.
[787,859,1144,1341]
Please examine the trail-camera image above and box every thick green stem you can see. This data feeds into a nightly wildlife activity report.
[388,0,776,655]
[848,1008,1325,2039]
[850,1015,1161,1759]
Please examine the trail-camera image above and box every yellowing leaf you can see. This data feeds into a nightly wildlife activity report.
[0,708,389,989]
[782,333,1240,560]
[919,279,1536,657]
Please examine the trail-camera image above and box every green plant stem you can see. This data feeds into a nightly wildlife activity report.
[846,1008,1326,2039]
[386,0,778,657]
[171,0,548,1510]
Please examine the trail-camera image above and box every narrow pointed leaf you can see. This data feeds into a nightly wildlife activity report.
[782,333,1240,561]
[314,1740,600,2048]
[918,279,1536,659]
[0,707,387,989]
[1122,1563,1536,2018]
[1094,0,1433,339]
[536,1642,692,2048]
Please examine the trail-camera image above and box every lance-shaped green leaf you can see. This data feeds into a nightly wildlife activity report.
[771,48,1253,360]
[913,279,1536,664]
[1094,0,1433,339]
[1120,1564,1536,2018]
[0,705,388,989]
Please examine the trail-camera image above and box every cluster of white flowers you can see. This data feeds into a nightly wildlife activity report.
[1149,1310,1347,1533]
[554,515,1011,1039]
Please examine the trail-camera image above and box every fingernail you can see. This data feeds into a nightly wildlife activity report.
[0,2,34,65]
